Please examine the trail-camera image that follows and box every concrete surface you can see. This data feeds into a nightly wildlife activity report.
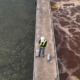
[33,0,58,80]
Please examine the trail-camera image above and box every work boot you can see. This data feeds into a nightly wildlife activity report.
[36,56,40,57]
[36,55,40,57]
[43,55,44,58]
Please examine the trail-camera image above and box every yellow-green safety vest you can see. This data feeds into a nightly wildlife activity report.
[40,40,47,48]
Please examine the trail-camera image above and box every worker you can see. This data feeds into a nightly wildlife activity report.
[38,37,47,57]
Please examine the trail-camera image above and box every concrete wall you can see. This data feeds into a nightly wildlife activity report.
[33,0,60,80]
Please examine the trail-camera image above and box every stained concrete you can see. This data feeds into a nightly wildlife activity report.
[33,0,58,80]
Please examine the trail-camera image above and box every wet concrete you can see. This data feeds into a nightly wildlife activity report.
[51,0,80,80]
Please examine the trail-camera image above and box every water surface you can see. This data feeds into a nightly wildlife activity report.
[0,0,35,80]
[51,0,80,80]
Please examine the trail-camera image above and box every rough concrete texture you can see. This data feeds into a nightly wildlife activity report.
[33,0,57,80]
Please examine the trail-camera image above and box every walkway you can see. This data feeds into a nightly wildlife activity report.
[33,0,58,80]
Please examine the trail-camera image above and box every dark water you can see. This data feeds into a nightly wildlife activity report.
[51,0,80,80]
[0,0,35,80]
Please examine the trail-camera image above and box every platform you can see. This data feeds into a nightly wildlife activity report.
[33,0,58,80]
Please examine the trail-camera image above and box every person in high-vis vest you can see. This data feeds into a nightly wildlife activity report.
[38,37,47,57]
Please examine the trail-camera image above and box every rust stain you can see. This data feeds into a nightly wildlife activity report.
[51,0,80,12]
[50,2,58,12]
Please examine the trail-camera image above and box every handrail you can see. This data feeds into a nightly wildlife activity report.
[49,0,60,80]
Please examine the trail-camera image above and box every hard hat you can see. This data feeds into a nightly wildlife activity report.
[41,37,45,42]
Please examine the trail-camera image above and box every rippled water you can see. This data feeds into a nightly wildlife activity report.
[51,0,80,80]
[0,0,35,80]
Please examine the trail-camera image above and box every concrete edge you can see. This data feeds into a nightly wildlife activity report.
[49,0,60,80]
[33,0,37,80]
